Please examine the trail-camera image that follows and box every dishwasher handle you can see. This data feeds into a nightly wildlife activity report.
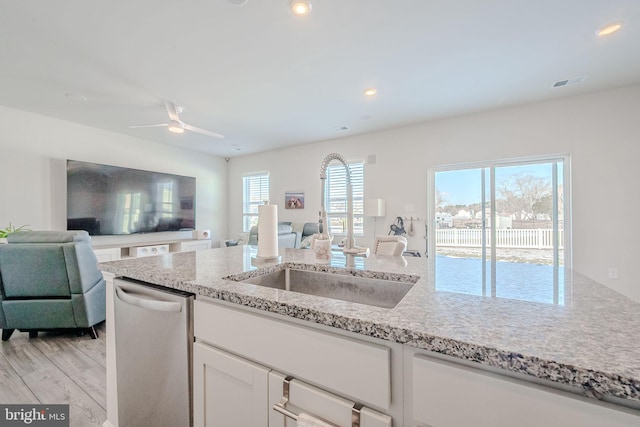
[115,284,183,313]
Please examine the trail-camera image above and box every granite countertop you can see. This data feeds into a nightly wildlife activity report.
[100,245,640,409]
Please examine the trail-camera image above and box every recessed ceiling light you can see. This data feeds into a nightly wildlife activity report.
[291,1,311,16]
[597,22,623,37]
[364,88,377,97]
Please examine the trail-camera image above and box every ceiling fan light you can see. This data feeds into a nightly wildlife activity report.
[291,1,311,15]
[168,122,185,134]
[597,22,623,37]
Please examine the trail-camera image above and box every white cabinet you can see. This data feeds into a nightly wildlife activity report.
[93,247,121,262]
[129,244,169,257]
[193,342,269,427]
[194,299,392,411]
[192,342,392,427]
[94,238,211,261]
[193,298,639,427]
[410,354,640,427]
[194,298,398,426]
[180,240,211,252]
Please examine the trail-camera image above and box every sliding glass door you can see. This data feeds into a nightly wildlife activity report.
[432,155,569,304]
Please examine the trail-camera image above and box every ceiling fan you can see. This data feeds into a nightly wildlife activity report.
[129,101,224,139]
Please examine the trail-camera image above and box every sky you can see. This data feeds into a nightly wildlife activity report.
[435,162,562,206]
[436,168,484,206]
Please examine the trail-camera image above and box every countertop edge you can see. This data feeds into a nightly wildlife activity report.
[100,253,640,410]
[186,280,639,408]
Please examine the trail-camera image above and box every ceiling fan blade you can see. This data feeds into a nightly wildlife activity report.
[128,123,169,129]
[164,101,181,122]
[183,123,224,139]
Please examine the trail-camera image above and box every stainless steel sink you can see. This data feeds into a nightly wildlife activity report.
[231,268,416,309]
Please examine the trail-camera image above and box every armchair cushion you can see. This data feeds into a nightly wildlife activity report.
[301,222,320,238]
[297,222,320,248]
[277,223,293,234]
[7,230,90,243]
[0,246,71,297]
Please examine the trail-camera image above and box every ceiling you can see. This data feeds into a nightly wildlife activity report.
[1,1,639,157]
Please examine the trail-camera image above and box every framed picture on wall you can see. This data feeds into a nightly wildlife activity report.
[285,191,305,209]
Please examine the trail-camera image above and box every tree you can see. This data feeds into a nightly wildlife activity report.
[496,173,551,220]
[435,189,447,211]
[532,194,553,218]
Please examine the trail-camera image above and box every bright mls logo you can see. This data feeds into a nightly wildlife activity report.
[0,405,69,426]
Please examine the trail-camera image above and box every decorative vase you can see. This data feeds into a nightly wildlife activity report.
[314,238,331,261]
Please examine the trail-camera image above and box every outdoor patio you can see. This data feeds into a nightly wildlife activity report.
[434,248,566,305]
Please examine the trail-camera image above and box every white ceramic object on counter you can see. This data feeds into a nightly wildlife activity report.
[313,238,331,261]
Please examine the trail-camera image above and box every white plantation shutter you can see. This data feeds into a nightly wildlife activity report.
[325,162,364,235]
[243,173,270,232]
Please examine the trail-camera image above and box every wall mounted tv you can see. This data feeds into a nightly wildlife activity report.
[67,160,196,236]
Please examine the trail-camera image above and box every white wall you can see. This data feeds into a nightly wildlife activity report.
[0,106,227,246]
[228,84,640,302]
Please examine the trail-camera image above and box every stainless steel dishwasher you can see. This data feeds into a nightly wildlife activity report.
[114,278,194,427]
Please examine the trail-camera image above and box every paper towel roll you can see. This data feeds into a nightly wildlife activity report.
[257,203,278,258]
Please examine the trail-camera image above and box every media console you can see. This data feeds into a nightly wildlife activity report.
[93,238,211,262]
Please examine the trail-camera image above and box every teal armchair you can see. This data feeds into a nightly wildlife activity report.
[0,230,106,341]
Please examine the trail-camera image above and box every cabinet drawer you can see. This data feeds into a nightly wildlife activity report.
[268,371,392,427]
[412,355,640,427]
[195,300,391,410]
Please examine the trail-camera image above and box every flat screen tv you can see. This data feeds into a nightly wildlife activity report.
[67,160,196,236]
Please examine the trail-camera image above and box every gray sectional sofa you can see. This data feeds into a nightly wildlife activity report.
[247,221,319,249]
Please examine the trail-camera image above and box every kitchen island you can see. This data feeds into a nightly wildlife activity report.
[101,245,640,426]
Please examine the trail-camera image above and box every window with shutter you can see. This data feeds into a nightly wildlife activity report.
[325,162,364,236]
[242,173,270,232]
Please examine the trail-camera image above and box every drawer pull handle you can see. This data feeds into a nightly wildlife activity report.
[272,375,363,427]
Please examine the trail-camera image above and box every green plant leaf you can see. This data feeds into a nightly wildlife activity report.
[0,223,31,238]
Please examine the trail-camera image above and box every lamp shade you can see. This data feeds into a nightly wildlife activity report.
[365,199,385,217]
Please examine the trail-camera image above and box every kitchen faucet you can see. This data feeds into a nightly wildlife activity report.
[319,153,370,257]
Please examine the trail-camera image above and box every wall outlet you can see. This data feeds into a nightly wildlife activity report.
[608,268,619,279]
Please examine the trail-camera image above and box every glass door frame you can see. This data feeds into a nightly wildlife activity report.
[427,153,572,271]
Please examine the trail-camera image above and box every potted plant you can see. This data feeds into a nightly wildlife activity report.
[0,223,31,243]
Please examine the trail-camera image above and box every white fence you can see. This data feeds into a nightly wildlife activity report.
[436,228,564,249]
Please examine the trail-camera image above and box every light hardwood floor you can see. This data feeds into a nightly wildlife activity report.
[0,322,107,427]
